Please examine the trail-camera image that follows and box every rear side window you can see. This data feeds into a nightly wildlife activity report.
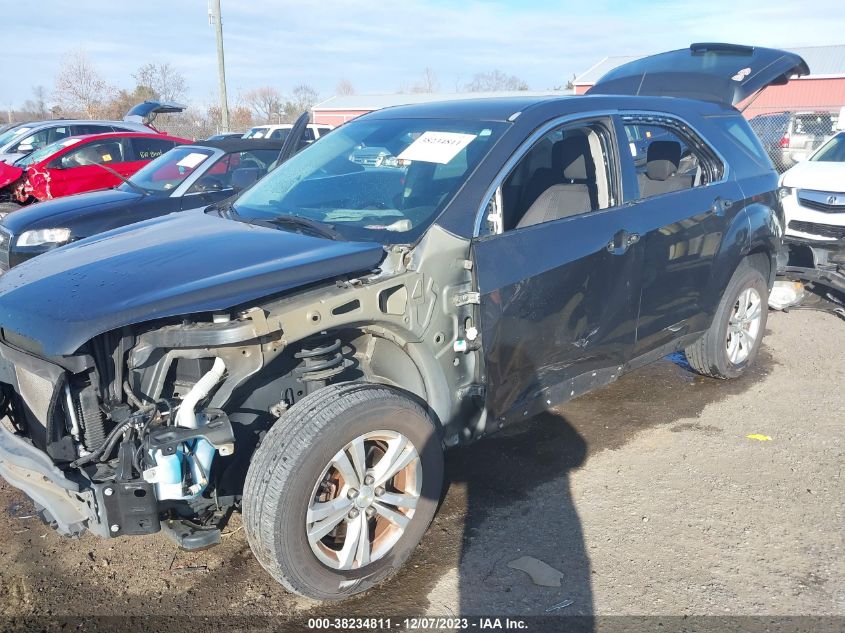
[61,139,125,168]
[73,124,115,135]
[130,137,178,160]
[623,115,724,200]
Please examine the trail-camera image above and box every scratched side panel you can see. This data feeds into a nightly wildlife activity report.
[473,208,643,420]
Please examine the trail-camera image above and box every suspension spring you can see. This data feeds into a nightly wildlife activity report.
[294,338,346,382]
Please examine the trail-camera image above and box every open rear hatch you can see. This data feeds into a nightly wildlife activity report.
[124,100,187,126]
[587,43,809,106]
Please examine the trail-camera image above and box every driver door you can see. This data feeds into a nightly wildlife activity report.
[473,117,644,423]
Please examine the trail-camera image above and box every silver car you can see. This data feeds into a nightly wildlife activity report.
[0,101,185,164]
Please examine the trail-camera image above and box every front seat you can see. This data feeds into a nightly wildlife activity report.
[517,135,596,228]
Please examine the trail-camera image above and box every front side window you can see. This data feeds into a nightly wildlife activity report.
[623,116,723,200]
[482,121,616,234]
[60,139,125,168]
[811,133,845,162]
[233,117,506,243]
[269,128,291,141]
[15,126,70,152]
[123,146,214,193]
[186,148,281,193]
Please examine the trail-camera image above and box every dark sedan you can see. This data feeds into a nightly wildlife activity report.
[0,138,284,270]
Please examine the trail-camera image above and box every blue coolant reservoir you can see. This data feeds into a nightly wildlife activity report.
[147,438,217,501]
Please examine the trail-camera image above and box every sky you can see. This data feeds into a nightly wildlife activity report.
[1,0,844,110]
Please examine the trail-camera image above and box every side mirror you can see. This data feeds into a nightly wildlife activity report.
[16,143,33,154]
[231,167,261,192]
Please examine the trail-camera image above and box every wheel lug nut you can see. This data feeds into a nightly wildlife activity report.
[364,474,374,486]
[374,486,385,497]
[348,509,360,519]
[347,488,359,499]
[365,506,376,518]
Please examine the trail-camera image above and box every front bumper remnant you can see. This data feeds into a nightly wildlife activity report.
[0,422,102,537]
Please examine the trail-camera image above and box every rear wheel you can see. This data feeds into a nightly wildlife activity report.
[243,382,443,600]
[686,260,768,379]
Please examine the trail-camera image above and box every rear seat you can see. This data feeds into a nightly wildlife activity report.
[638,140,694,197]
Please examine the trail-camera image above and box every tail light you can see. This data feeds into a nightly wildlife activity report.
[778,134,790,148]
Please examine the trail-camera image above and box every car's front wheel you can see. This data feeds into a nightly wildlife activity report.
[243,382,443,600]
[686,259,769,379]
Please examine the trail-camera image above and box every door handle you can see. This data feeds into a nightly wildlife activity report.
[606,229,640,255]
[710,197,734,216]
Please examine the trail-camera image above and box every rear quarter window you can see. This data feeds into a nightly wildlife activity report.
[722,117,772,169]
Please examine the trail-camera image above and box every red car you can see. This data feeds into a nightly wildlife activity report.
[0,132,189,209]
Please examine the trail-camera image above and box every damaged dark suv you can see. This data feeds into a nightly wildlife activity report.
[0,44,807,600]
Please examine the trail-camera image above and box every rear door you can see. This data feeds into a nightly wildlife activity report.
[473,116,644,422]
[588,43,809,105]
[614,114,744,357]
[125,137,180,177]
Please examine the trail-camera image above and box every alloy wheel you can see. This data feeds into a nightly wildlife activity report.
[306,430,422,570]
[726,287,762,364]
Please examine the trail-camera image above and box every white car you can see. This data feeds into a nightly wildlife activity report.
[772,130,845,309]
[781,130,845,241]
[243,123,333,143]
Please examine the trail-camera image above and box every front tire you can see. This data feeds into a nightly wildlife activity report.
[243,382,443,600]
[685,260,768,379]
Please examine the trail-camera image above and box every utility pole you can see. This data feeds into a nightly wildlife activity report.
[209,0,230,132]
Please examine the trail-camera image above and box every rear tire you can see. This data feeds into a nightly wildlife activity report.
[685,260,768,379]
[243,382,443,601]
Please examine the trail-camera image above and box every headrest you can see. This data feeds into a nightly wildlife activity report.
[552,134,592,181]
[646,141,681,181]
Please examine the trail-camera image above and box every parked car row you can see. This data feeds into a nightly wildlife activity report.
[0,44,822,602]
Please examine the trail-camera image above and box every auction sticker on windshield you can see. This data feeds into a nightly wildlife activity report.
[176,152,209,169]
[397,131,476,164]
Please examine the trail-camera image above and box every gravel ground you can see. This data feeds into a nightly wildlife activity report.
[0,309,842,628]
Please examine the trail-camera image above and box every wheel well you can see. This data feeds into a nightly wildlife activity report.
[745,249,773,287]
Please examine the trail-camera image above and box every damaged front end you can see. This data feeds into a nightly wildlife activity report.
[0,315,258,547]
[772,236,845,317]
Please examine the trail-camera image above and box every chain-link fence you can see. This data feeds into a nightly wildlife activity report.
[745,104,843,174]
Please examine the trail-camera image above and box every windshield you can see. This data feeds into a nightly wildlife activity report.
[244,126,284,139]
[0,126,31,149]
[16,137,83,167]
[811,133,845,162]
[121,146,214,193]
[232,117,505,243]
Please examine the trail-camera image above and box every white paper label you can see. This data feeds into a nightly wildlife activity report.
[397,131,477,164]
[176,152,209,169]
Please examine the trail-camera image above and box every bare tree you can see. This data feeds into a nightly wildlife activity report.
[133,63,188,102]
[22,86,49,119]
[411,67,439,93]
[286,84,320,118]
[243,86,284,123]
[53,49,112,118]
[465,69,529,92]
[335,79,356,96]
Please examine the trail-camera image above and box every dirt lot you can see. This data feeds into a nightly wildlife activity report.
[0,309,843,629]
